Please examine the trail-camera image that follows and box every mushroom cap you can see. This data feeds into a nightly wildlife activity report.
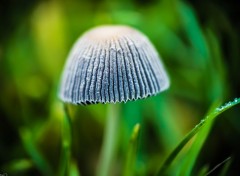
[59,25,170,105]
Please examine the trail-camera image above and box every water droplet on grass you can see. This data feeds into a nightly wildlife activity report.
[234,98,239,103]
[215,98,240,113]
[216,106,223,112]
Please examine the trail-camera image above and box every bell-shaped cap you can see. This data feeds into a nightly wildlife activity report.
[59,25,170,105]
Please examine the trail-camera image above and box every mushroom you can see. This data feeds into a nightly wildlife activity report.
[59,25,170,105]
[58,25,170,176]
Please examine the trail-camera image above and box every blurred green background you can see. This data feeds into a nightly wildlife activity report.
[0,0,240,175]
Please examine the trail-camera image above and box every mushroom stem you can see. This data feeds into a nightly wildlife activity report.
[97,103,121,176]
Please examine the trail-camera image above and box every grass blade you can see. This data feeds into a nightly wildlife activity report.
[2,159,33,174]
[59,104,72,176]
[156,98,240,176]
[206,157,231,176]
[123,123,141,176]
[70,160,81,176]
[20,128,53,176]
[219,156,232,176]
[197,165,209,176]
[179,101,221,175]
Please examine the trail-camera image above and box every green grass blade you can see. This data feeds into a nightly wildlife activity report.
[59,104,72,176]
[179,101,221,175]
[197,165,209,176]
[179,2,209,62]
[2,159,33,174]
[20,128,53,176]
[123,123,141,176]
[156,119,205,176]
[156,98,240,176]
[70,160,81,176]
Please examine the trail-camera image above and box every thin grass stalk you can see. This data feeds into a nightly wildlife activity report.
[59,104,72,176]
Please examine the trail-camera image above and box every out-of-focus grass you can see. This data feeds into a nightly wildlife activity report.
[0,0,240,175]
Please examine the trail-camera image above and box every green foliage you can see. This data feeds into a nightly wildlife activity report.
[0,0,240,175]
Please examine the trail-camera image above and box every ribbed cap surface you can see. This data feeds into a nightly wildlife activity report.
[59,25,170,105]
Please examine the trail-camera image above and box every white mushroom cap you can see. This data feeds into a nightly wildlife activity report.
[59,25,170,105]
